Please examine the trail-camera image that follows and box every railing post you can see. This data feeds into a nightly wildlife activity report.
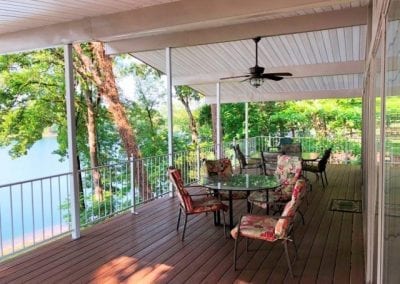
[196,144,201,181]
[130,157,138,214]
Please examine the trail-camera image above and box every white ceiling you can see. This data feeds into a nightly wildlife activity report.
[131,24,367,103]
[0,0,179,34]
[0,0,370,104]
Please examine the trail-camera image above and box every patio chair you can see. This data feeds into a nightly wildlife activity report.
[248,155,303,212]
[303,148,331,188]
[233,144,263,174]
[168,166,228,241]
[230,179,307,278]
[267,137,293,152]
[203,158,248,200]
[260,151,280,175]
[280,143,302,157]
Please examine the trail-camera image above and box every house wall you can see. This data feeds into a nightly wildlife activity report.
[364,0,400,283]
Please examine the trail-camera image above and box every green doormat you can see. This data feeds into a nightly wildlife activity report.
[329,199,362,213]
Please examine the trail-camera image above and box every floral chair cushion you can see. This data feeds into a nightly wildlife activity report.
[274,200,296,238]
[231,200,297,242]
[168,167,228,214]
[230,214,278,242]
[203,158,233,178]
[191,196,228,213]
[275,155,302,195]
[169,168,193,210]
[291,179,306,206]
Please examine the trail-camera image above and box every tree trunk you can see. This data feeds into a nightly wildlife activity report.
[145,107,155,135]
[177,94,199,145]
[84,88,104,201]
[73,42,152,200]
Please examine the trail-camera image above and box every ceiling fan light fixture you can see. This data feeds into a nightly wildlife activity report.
[249,77,264,88]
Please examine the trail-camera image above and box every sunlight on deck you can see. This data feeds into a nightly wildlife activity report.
[92,256,173,283]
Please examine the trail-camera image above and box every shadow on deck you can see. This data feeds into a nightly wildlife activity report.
[0,164,364,283]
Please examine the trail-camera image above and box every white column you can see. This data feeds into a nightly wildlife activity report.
[216,82,221,159]
[64,44,80,239]
[245,102,249,157]
[166,47,174,196]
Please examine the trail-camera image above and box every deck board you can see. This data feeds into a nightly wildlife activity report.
[0,164,365,283]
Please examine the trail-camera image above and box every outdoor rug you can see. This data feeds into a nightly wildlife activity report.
[329,199,362,213]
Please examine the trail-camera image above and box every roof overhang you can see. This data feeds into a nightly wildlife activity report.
[0,0,369,104]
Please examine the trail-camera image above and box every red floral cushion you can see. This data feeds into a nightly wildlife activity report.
[230,214,278,242]
[203,158,233,178]
[291,179,306,205]
[274,200,296,238]
[191,196,228,213]
[168,168,193,211]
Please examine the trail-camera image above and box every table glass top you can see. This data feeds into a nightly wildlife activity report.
[200,174,280,191]
[302,152,320,161]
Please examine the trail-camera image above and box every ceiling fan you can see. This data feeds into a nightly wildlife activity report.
[221,37,292,87]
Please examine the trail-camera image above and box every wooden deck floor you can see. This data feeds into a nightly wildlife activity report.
[0,164,364,283]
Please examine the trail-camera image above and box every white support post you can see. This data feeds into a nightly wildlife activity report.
[64,44,80,239]
[245,102,249,157]
[166,47,174,196]
[216,82,221,159]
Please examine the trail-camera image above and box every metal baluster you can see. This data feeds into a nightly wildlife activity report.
[20,184,25,249]
[9,186,15,253]
[50,178,54,237]
[66,174,71,231]
[58,176,62,234]
[31,182,35,245]
[40,180,45,242]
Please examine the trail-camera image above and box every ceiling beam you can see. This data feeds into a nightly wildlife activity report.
[204,89,363,104]
[106,6,367,55]
[172,61,365,86]
[0,1,367,54]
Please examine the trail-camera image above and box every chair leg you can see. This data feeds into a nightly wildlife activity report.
[176,208,182,230]
[283,240,294,278]
[324,170,328,185]
[321,173,326,188]
[182,214,188,241]
[233,235,239,271]
[222,210,227,239]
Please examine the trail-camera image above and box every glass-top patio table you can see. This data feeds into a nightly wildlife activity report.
[200,174,280,229]
[302,152,320,162]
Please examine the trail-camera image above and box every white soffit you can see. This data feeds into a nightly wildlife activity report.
[194,75,363,104]
[0,0,179,35]
[130,25,366,102]
[1,0,368,54]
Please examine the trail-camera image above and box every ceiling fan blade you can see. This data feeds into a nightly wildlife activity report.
[261,74,283,81]
[264,72,292,77]
[220,74,250,80]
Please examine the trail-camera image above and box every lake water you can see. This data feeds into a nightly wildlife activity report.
[0,138,69,186]
[0,138,70,255]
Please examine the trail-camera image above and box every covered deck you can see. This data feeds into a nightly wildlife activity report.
[0,164,364,283]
